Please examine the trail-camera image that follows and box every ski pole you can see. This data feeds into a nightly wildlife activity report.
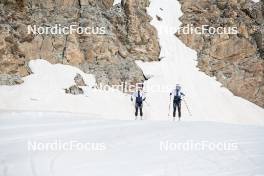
[144,100,150,106]
[168,95,171,116]
[183,97,192,116]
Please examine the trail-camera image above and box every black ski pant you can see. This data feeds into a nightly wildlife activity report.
[135,103,143,117]
[173,101,181,118]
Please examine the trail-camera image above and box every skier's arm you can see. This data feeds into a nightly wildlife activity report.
[142,92,146,101]
[181,92,185,96]
[170,90,175,97]
[131,92,135,101]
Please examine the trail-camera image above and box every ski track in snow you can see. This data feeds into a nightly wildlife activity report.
[0,112,264,176]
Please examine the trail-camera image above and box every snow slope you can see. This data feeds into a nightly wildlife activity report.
[0,112,264,176]
[0,59,135,120]
[0,0,263,126]
[135,0,264,124]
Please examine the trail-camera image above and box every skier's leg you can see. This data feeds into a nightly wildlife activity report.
[178,102,181,119]
[135,104,138,120]
[140,105,143,120]
[173,102,176,118]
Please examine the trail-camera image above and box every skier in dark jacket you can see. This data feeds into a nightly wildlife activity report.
[170,84,185,120]
[131,89,146,120]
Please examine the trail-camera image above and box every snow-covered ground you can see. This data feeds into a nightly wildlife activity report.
[0,112,264,176]
[0,0,264,175]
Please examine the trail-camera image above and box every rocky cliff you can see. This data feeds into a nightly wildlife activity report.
[1,0,264,108]
[177,0,264,107]
[0,0,160,85]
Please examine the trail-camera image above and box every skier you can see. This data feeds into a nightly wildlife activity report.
[170,84,185,120]
[131,88,146,120]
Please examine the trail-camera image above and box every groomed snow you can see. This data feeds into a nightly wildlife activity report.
[0,112,264,176]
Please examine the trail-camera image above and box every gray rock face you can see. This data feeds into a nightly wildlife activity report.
[0,74,24,85]
[177,0,264,107]
[74,73,86,86]
[65,85,84,95]
[0,0,160,86]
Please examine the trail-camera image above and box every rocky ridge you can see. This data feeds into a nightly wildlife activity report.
[177,0,264,107]
[1,0,264,108]
[0,0,160,85]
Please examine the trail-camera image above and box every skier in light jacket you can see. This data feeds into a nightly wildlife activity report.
[131,89,146,120]
[170,84,185,120]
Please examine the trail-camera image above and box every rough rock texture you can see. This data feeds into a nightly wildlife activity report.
[177,0,264,107]
[65,85,84,95]
[0,0,160,85]
[74,73,86,86]
[0,74,24,85]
